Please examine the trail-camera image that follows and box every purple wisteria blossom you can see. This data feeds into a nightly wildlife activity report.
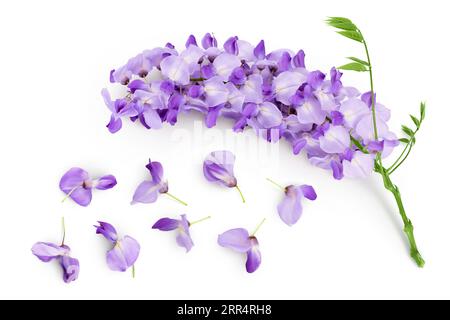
[203,150,245,203]
[94,221,140,273]
[31,218,79,283]
[102,34,399,180]
[131,159,187,206]
[59,167,117,207]
[217,219,265,273]
[152,214,211,252]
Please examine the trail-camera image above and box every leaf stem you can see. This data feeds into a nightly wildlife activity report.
[189,216,211,226]
[235,185,246,203]
[132,265,136,278]
[251,218,266,237]
[61,216,66,246]
[165,192,188,206]
[265,178,285,191]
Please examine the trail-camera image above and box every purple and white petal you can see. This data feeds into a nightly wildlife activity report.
[95,175,117,190]
[131,180,160,204]
[176,215,194,252]
[256,102,283,128]
[60,256,80,283]
[32,242,69,262]
[160,55,190,85]
[277,185,303,226]
[342,151,375,179]
[204,76,229,107]
[319,125,350,154]
[274,71,307,105]
[217,228,252,253]
[106,236,140,272]
[95,221,118,243]
[152,218,180,231]
[245,237,261,273]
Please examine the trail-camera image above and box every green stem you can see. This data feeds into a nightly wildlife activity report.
[265,178,285,191]
[377,167,424,267]
[388,143,413,174]
[387,128,418,174]
[61,216,66,246]
[132,265,136,279]
[165,192,188,206]
[235,185,246,203]
[189,216,211,226]
[251,218,266,236]
[361,28,424,267]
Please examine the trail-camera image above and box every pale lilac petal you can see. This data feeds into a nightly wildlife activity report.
[160,55,190,85]
[256,102,282,128]
[236,40,256,61]
[355,114,389,142]
[152,218,180,231]
[95,175,117,190]
[59,167,89,192]
[32,242,69,262]
[106,115,122,134]
[245,237,261,273]
[343,152,375,179]
[60,256,80,283]
[319,126,350,154]
[339,98,371,128]
[176,215,194,252]
[203,150,236,187]
[101,88,115,113]
[204,76,229,107]
[217,228,251,253]
[106,236,140,272]
[213,53,241,80]
[253,40,265,59]
[131,180,160,204]
[142,108,163,129]
[69,188,92,207]
[240,74,263,104]
[277,185,303,226]
[224,36,239,55]
[180,45,204,72]
[296,99,327,125]
[274,71,307,105]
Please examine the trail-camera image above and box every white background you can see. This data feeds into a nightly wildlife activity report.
[0,0,449,300]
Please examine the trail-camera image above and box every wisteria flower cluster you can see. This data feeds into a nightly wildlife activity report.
[100,17,427,267]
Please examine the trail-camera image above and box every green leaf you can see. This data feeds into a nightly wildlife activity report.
[420,102,426,121]
[401,125,414,137]
[327,17,354,24]
[350,135,369,154]
[338,62,368,72]
[399,138,410,144]
[327,21,356,31]
[347,57,369,66]
[337,30,363,43]
[410,115,420,128]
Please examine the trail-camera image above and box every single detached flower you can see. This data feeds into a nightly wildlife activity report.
[203,150,245,203]
[267,178,317,226]
[152,214,211,252]
[217,218,266,273]
[94,221,140,274]
[131,159,187,206]
[31,218,79,283]
[59,167,117,207]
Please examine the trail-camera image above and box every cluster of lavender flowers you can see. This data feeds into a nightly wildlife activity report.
[102,33,399,180]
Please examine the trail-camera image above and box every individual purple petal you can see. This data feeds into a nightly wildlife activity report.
[274,71,307,105]
[339,98,370,128]
[201,64,215,79]
[31,242,69,262]
[245,237,261,273]
[307,70,325,90]
[111,66,131,85]
[342,151,375,179]
[330,160,344,180]
[101,88,115,113]
[293,50,305,68]
[256,102,283,128]
[241,74,263,104]
[176,215,194,252]
[236,40,256,61]
[145,160,164,184]
[152,218,180,231]
[293,138,307,155]
[204,76,229,107]
[367,140,384,153]
[160,80,175,94]
[106,236,140,272]
[224,36,239,55]
[94,221,118,243]
[300,185,317,200]
[131,180,160,204]
[180,45,205,72]
[355,114,389,142]
[160,55,190,85]
[206,105,223,128]
[213,53,241,80]
[60,256,80,283]
[277,52,291,72]
[319,125,350,154]
[95,175,117,190]
[229,67,246,85]
[106,115,122,134]
[277,185,303,226]
[296,99,327,125]
[59,167,90,192]
[217,228,251,253]
[330,67,343,95]
[253,40,266,60]
[201,33,217,49]
[330,111,344,126]
[127,53,152,78]
[185,34,198,48]
[203,150,237,187]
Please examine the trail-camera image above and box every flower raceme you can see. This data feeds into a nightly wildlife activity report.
[102,34,399,180]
